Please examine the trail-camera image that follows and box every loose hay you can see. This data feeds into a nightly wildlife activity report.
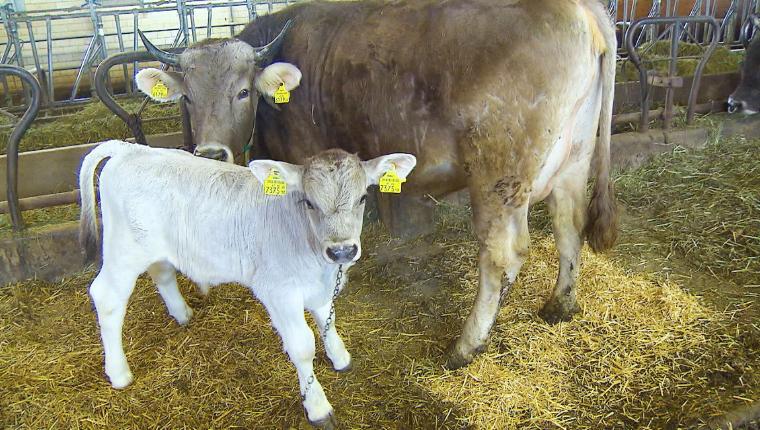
[615,135,760,285]
[1,203,757,429]
[0,99,181,155]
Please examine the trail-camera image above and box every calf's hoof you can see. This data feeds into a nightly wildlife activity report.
[444,339,484,370]
[310,412,337,430]
[174,306,194,326]
[107,370,134,389]
[538,298,580,325]
[335,358,353,373]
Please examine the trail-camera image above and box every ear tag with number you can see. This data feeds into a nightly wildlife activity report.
[273,83,290,104]
[379,164,405,194]
[263,169,287,196]
[151,81,168,99]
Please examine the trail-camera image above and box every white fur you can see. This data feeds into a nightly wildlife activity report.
[79,140,415,424]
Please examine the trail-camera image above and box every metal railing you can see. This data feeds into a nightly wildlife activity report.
[0,64,41,231]
[0,0,299,110]
[626,15,721,131]
[608,0,758,51]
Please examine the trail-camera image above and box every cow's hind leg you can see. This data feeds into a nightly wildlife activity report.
[147,261,193,325]
[262,293,336,429]
[309,301,352,372]
[447,189,530,369]
[89,264,142,388]
[539,169,588,324]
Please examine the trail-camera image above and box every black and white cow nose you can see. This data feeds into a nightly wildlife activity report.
[727,97,745,114]
[194,147,229,162]
[326,245,358,263]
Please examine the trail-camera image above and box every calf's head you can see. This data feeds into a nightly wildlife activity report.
[135,22,301,163]
[729,15,760,114]
[250,149,417,264]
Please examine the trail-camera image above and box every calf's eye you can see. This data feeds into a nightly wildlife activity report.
[237,89,250,100]
[303,199,315,210]
[183,95,192,104]
[359,195,367,205]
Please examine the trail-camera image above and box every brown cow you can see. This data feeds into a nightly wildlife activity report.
[138,0,619,391]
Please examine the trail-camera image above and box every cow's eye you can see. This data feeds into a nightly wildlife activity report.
[237,89,250,100]
[182,95,192,104]
[359,195,367,205]
[302,199,315,210]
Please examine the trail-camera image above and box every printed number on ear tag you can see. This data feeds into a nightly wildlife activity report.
[274,83,290,104]
[379,166,405,194]
[263,169,287,196]
[151,81,168,99]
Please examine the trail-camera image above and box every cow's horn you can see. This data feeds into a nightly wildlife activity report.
[253,19,294,65]
[138,29,180,66]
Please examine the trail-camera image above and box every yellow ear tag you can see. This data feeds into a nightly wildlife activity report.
[151,81,168,99]
[379,165,405,194]
[273,83,290,104]
[263,169,287,196]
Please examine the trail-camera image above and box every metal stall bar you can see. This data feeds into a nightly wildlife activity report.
[626,15,720,132]
[0,65,41,231]
[93,49,184,145]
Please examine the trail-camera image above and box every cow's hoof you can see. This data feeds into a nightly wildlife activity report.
[444,339,483,370]
[309,412,337,430]
[538,299,580,325]
[335,359,353,373]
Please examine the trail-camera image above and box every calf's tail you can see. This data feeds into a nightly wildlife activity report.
[584,4,619,253]
[78,140,134,262]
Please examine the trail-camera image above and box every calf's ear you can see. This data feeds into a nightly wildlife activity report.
[255,62,302,98]
[362,153,417,185]
[249,159,305,193]
[135,68,184,102]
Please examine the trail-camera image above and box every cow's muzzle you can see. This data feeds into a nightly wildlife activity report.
[326,244,359,264]
[194,147,231,163]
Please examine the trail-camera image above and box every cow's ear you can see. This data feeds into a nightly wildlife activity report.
[254,62,302,98]
[362,153,417,185]
[249,159,304,193]
[135,68,184,102]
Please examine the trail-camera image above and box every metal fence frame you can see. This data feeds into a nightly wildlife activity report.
[0,0,299,109]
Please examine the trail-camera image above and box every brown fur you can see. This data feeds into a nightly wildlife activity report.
[585,180,618,252]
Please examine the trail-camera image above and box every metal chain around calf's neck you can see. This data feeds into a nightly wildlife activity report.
[301,264,344,402]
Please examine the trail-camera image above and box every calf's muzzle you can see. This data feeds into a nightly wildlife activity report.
[326,245,358,264]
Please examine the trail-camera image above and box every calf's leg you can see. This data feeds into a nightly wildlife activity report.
[262,294,336,429]
[89,264,141,388]
[309,301,352,372]
[147,261,193,325]
[446,191,530,369]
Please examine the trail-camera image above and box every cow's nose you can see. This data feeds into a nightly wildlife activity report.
[326,245,358,263]
[727,97,744,114]
[194,147,229,162]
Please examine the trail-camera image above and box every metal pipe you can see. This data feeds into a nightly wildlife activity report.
[45,17,54,104]
[626,15,721,131]
[0,190,79,215]
[0,65,41,231]
[94,49,184,144]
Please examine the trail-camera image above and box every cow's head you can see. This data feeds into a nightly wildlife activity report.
[135,22,301,163]
[729,15,760,114]
[250,149,417,264]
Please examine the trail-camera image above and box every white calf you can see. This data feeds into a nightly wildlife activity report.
[79,140,416,428]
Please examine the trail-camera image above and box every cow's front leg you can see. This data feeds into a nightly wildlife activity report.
[263,294,337,429]
[446,194,530,370]
[310,301,352,372]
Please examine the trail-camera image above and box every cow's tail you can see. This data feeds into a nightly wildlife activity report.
[79,140,134,262]
[584,4,619,253]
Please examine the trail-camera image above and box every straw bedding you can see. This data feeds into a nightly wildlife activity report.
[1,136,758,429]
[1,203,757,429]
